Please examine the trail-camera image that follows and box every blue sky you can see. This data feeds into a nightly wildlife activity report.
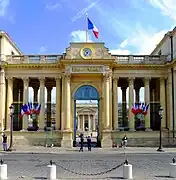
[0,0,176,103]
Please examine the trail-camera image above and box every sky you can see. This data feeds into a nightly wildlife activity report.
[0,0,176,103]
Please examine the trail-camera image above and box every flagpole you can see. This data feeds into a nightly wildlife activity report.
[85,13,88,42]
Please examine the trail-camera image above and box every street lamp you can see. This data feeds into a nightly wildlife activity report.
[157,105,164,152]
[7,104,15,151]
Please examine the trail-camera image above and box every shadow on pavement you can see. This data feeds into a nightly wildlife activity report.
[155,175,173,178]
[34,177,47,179]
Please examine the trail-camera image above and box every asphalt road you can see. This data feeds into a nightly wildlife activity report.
[1,151,176,180]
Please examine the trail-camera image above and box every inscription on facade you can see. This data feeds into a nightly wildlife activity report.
[71,66,104,73]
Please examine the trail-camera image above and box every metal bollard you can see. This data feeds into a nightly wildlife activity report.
[123,160,133,179]
[0,159,7,179]
[169,158,176,178]
[47,160,57,180]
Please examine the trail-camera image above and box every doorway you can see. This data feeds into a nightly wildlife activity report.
[73,85,100,147]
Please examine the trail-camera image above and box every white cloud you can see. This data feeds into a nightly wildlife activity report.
[110,49,131,55]
[39,46,47,54]
[118,27,168,54]
[46,2,61,11]
[70,30,92,42]
[148,0,176,21]
[71,0,99,22]
[0,0,9,16]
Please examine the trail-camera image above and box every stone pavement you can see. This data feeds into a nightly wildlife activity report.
[0,147,176,179]
[3,145,176,154]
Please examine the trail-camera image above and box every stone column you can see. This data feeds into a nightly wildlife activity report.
[61,76,65,130]
[46,87,52,127]
[102,73,112,148]
[160,77,166,128]
[88,115,91,131]
[135,87,140,103]
[144,78,151,130]
[168,71,173,130]
[61,75,72,148]
[0,68,6,131]
[121,86,127,127]
[93,115,96,131]
[6,77,13,130]
[128,78,135,130]
[82,115,85,131]
[55,77,61,130]
[22,78,29,130]
[39,78,45,129]
[113,77,118,130]
[77,115,80,130]
[64,75,71,130]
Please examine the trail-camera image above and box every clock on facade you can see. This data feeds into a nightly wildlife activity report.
[80,47,93,59]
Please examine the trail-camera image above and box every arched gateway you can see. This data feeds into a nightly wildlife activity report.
[73,85,101,147]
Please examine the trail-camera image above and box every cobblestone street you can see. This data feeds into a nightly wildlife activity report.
[0,147,176,179]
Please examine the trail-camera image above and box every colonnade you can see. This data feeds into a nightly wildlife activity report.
[0,68,169,133]
[77,114,97,131]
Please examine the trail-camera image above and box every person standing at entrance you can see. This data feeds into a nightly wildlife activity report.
[2,133,7,151]
[87,135,91,151]
[79,133,84,152]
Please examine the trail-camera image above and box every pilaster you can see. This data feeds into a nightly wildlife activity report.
[6,77,13,130]
[61,74,72,148]
[55,77,61,130]
[102,73,112,148]
[0,68,6,131]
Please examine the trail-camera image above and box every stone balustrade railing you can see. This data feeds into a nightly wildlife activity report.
[112,55,167,64]
[1,54,167,64]
[5,55,62,64]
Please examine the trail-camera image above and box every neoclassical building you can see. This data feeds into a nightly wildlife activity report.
[0,27,176,148]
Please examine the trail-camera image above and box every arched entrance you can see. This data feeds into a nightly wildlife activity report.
[73,85,100,147]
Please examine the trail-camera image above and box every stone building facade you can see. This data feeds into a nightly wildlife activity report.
[0,27,176,148]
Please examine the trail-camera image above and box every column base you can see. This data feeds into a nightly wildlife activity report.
[145,128,152,132]
[129,128,136,132]
[61,130,73,148]
[101,130,112,148]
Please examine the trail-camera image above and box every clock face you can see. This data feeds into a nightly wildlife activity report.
[82,48,92,58]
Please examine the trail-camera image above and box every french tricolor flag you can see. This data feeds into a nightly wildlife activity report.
[87,17,99,39]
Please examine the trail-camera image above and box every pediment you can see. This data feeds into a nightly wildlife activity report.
[64,42,112,59]
[77,106,97,114]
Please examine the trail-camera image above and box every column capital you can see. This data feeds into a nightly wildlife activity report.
[128,77,134,85]
[22,77,29,86]
[112,75,119,80]
[39,77,45,85]
[6,76,13,81]
[160,77,166,80]
[55,76,61,81]
[144,77,150,86]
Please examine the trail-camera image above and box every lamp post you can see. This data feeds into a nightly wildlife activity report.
[157,105,164,152]
[7,104,15,151]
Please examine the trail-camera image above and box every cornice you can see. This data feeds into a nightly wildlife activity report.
[112,64,166,69]
[60,59,115,65]
[5,63,63,69]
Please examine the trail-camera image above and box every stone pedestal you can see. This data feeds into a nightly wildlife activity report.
[61,130,73,148]
[101,130,112,148]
